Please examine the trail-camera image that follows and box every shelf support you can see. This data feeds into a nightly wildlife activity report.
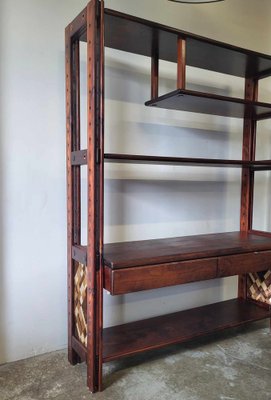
[86,0,104,393]
[151,33,159,99]
[177,37,186,90]
[239,77,258,300]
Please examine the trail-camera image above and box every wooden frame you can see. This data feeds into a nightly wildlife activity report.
[66,1,271,392]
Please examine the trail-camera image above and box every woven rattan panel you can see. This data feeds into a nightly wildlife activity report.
[74,262,87,347]
[247,270,271,305]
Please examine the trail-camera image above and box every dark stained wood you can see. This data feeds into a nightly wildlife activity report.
[72,336,87,362]
[103,299,271,362]
[239,77,258,299]
[105,154,271,168]
[249,229,271,238]
[72,245,87,264]
[145,89,271,119]
[105,153,251,168]
[66,25,80,366]
[218,251,271,278]
[240,78,258,232]
[177,37,186,89]
[151,33,159,99]
[65,25,80,365]
[104,258,217,295]
[104,232,271,269]
[101,9,271,79]
[67,2,271,392]
[97,0,105,392]
[86,0,104,393]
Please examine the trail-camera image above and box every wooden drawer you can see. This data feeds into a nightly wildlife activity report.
[218,251,271,278]
[104,258,217,295]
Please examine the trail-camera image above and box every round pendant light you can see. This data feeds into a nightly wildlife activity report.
[169,0,224,3]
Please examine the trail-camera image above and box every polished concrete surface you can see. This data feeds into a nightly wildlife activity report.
[0,321,270,400]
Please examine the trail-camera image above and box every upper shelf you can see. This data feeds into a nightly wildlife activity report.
[97,9,271,79]
[145,89,271,119]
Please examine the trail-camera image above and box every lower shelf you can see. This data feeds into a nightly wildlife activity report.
[103,299,270,362]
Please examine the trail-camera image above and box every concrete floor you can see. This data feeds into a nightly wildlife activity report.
[0,321,270,400]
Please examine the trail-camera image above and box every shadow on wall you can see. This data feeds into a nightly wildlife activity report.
[0,7,6,364]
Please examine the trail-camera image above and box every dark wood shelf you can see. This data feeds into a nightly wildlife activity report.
[104,231,271,269]
[100,10,271,79]
[103,298,271,362]
[145,89,271,119]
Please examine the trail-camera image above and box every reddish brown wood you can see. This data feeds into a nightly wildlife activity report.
[145,89,270,119]
[72,336,87,362]
[97,0,105,391]
[66,26,79,366]
[177,37,186,89]
[72,245,87,264]
[151,56,159,99]
[104,258,217,295]
[66,3,271,392]
[249,229,271,238]
[218,251,271,277]
[69,7,87,40]
[86,0,104,393]
[239,78,258,299]
[103,299,271,362]
[104,232,271,269]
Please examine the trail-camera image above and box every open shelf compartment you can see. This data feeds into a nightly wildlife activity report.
[103,298,271,362]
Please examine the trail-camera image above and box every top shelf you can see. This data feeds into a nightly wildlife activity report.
[94,9,271,79]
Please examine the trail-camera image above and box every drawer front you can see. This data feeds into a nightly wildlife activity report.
[105,258,217,295]
[218,251,271,278]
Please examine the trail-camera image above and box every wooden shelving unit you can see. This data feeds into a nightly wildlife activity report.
[66,1,271,392]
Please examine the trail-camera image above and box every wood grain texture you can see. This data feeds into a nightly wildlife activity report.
[104,258,217,295]
[218,251,271,277]
[104,232,271,269]
[103,299,271,362]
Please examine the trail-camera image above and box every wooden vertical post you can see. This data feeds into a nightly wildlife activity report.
[177,37,186,89]
[151,34,159,99]
[66,28,81,366]
[239,77,258,299]
[86,0,104,393]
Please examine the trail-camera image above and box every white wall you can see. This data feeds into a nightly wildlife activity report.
[0,0,271,364]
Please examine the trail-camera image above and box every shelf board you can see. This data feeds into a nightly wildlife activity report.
[145,89,271,119]
[104,231,271,269]
[101,9,271,79]
[103,299,271,362]
[105,154,249,168]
